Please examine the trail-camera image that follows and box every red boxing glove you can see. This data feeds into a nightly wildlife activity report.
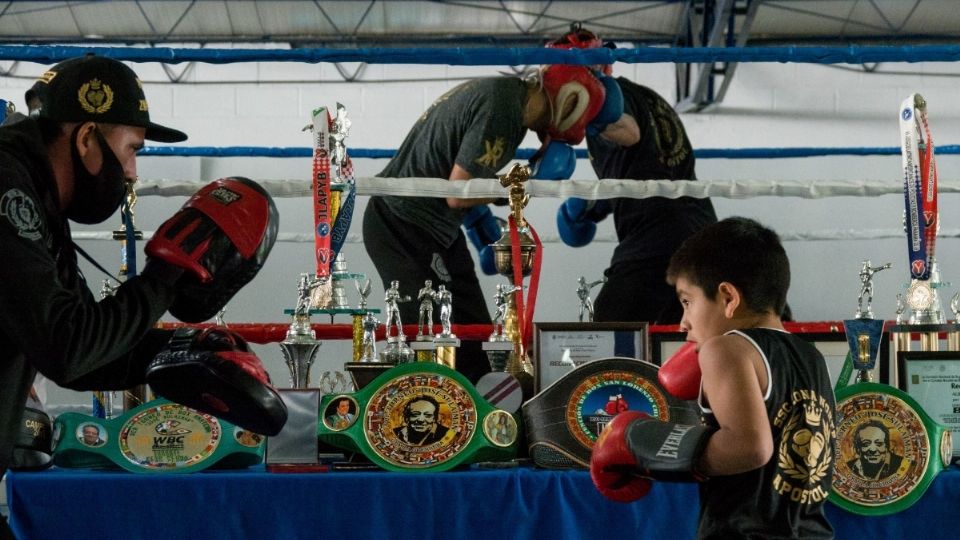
[658,341,701,401]
[590,411,652,503]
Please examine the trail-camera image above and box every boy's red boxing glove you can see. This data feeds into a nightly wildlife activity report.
[590,411,653,503]
[591,410,715,503]
[658,341,701,400]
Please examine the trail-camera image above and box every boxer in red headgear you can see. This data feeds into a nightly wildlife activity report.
[550,23,720,325]
[539,63,606,146]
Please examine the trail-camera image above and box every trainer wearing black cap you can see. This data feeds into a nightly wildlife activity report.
[0,55,283,538]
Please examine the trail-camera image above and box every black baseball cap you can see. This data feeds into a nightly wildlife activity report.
[34,54,187,142]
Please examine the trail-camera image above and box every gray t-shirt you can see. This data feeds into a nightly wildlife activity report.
[379,77,528,246]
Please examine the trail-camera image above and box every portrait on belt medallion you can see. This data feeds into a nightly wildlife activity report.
[392,395,450,447]
[323,396,359,431]
[844,419,910,480]
[78,422,106,448]
[234,428,264,448]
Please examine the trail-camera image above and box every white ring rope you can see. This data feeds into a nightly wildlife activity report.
[70,228,960,244]
[134,177,960,200]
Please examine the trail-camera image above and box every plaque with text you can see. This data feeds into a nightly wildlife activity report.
[534,322,648,392]
[897,350,960,457]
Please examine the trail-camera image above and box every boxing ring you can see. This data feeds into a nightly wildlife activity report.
[6,42,960,539]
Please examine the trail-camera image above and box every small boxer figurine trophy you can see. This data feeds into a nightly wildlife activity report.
[280,273,323,388]
[383,280,411,341]
[436,285,456,340]
[846,261,888,385]
[426,284,460,369]
[856,260,891,320]
[360,312,381,363]
[576,276,606,323]
[416,280,437,341]
[380,280,414,364]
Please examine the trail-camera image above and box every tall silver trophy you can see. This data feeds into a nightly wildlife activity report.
[279,273,323,388]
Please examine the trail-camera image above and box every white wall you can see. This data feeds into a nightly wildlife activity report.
[3,57,960,408]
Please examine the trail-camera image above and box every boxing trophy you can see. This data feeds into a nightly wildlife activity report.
[576,276,606,323]
[307,102,358,312]
[344,280,401,391]
[279,273,323,389]
[378,280,415,364]
[843,260,888,386]
[889,92,959,372]
[410,280,439,361]
[487,163,541,401]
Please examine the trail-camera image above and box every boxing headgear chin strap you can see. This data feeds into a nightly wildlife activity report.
[541,64,605,145]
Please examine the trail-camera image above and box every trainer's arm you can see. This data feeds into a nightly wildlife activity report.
[446,163,498,209]
[697,335,774,475]
[598,113,640,147]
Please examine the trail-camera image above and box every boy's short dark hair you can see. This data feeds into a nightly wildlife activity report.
[666,216,790,315]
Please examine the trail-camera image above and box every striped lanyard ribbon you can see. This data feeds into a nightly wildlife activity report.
[311,107,332,278]
[899,94,938,280]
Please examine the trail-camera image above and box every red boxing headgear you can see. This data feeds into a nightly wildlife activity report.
[541,64,605,145]
[545,23,613,76]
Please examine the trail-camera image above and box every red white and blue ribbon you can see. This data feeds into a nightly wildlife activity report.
[311,107,332,279]
[899,94,938,280]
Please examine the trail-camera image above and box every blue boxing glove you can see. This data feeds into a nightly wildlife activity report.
[557,198,612,248]
[587,74,624,137]
[530,141,576,180]
[463,205,505,275]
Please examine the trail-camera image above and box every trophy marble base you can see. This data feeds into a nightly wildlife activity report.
[482,340,514,372]
[344,361,395,390]
[434,335,461,347]
[409,340,437,362]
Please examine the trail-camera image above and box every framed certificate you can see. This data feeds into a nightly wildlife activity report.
[897,350,960,457]
[650,330,686,366]
[533,322,649,392]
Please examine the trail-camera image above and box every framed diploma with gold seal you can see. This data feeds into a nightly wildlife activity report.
[897,350,960,459]
[317,362,519,472]
[830,382,952,515]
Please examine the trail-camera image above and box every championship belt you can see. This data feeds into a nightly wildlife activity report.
[53,399,266,474]
[521,357,701,469]
[830,382,952,515]
[317,362,519,472]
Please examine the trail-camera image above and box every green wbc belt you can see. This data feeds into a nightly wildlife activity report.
[53,399,266,473]
[522,357,701,469]
[830,382,952,515]
[317,362,519,472]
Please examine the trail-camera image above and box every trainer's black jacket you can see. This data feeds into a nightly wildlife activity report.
[0,118,175,478]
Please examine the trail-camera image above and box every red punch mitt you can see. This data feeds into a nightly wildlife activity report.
[144,177,279,323]
[590,411,653,503]
[658,341,701,401]
[146,327,287,436]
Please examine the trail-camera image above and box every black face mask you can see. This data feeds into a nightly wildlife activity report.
[66,125,127,224]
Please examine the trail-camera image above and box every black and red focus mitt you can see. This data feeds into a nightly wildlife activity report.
[144,176,279,323]
[146,327,287,436]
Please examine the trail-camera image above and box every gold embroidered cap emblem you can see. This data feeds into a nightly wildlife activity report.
[78,78,114,114]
